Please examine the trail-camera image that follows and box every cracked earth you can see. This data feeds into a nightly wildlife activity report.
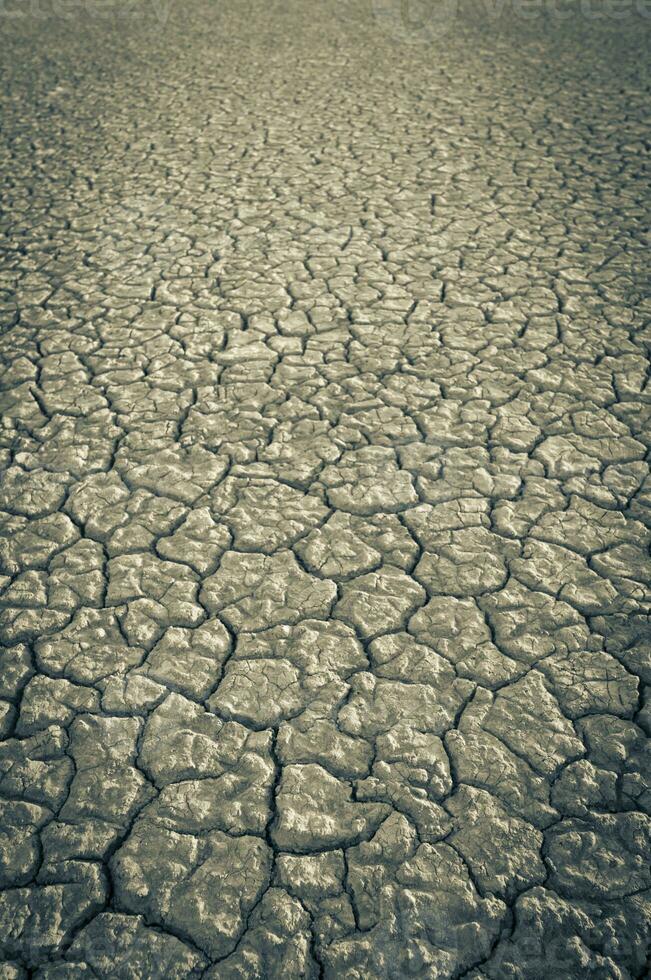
[1,1,650,977]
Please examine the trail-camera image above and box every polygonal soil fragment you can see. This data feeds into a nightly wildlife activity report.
[459,674,585,777]
[135,618,231,700]
[200,550,336,632]
[211,477,329,553]
[272,763,390,851]
[444,786,545,899]
[294,510,382,580]
[414,528,515,596]
[112,824,272,959]
[324,838,505,978]
[205,889,319,979]
[546,812,651,900]
[121,447,229,503]
[339,669,471,739]
[334,566,425,640]
[408,596,521,687]
[319,446,418,514]
[155,506,231,574]
[64,913,207,978]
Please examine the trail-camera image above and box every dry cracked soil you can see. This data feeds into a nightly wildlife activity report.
[0,0,650,977]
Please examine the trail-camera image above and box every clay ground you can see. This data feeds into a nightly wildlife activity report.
[0,0,650,976]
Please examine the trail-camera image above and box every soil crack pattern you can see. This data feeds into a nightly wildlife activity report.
[0,1,650,976]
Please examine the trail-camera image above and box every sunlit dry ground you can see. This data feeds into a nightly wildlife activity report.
[0,1,650,976]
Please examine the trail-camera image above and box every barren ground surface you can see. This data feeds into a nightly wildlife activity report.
[0,1,650,976]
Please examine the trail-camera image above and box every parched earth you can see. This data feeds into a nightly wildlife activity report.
[0,1,650,977]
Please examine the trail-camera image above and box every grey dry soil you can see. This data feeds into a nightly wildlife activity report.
[0,1,650,976]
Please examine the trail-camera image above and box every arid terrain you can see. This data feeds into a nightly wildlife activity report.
[0,1,650,976]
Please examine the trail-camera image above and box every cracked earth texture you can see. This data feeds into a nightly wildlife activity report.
[0,0,650,977]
